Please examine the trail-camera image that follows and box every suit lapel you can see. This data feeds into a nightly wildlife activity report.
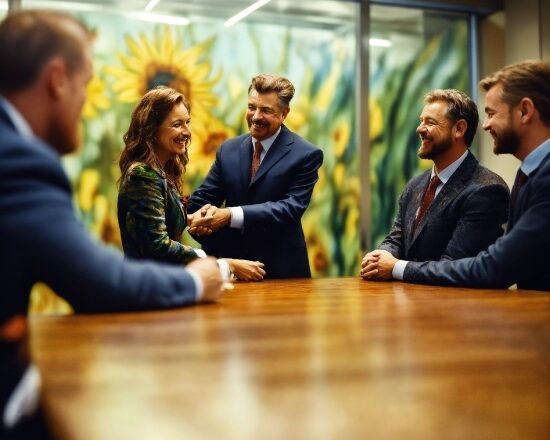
[407,172,430,248]
[249,125,292,187]
[410,152,478,245]
[239,136,254,190]
[0,100,16,129]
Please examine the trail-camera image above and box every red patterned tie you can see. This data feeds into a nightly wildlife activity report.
[250,141,262,179]
[413,174,441,233]
[510,168,527,208]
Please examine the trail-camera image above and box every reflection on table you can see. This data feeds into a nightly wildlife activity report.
[31,277,550,440]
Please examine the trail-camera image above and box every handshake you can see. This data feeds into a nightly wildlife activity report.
[187,204,231,236]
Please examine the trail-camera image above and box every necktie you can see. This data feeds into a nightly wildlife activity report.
[250,141,262,179]
[510,168,527,208]
[413,174,441,233]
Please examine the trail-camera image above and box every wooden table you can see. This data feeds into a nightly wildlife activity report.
[30,278,550,440]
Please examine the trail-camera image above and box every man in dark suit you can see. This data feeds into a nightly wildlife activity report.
[362,89,509,277]
[188,74,324,278]
[362,60,550,291]
[0,10,224,438]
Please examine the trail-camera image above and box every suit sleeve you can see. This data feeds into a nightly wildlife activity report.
[242,148,324,231]
[439,182,509,260]
[187,150,227,214]
[6,144,198,312]
[378,189,407,258]
[403,181,550,288]
[121,165,198,264]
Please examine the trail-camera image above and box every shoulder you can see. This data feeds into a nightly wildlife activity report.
[220,133,250,150]
[126,162,161,179]
[405,169,430,190]
[469,162,508,188]
[0,122,69,189]
[120,162,165,195]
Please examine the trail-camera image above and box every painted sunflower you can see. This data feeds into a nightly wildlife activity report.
[105,25,220,141]
[187,117,236,178]
[82,73,110,120]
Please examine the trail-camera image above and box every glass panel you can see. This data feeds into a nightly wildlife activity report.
[19,0,359,282]
[369,5,470,247]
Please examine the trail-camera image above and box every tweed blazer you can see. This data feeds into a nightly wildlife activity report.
[379,152,510,262]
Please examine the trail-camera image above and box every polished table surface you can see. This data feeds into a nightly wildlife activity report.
[30,278,550,440]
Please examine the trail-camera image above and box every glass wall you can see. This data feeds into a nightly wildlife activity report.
[6,1,471,310]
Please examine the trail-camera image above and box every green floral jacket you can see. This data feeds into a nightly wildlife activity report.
[117,163,198,265]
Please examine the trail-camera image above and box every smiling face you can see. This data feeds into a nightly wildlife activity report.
[482,83,520,156]
[416,100,454,160]
[154,101,191,166]
[246,90,289,141]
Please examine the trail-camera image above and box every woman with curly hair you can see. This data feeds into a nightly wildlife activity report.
[118,86,265,281]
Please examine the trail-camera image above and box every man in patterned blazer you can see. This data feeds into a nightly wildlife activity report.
[362,61,550,291]
[362,89,509,279]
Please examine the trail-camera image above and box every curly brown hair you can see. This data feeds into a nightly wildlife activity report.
[119,86,190,194]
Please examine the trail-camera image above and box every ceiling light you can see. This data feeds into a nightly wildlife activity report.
[369,38,392,47]
[20,1,103,11]
[126,11,189,26]
[224,0,273,28]
[144,0,160,12]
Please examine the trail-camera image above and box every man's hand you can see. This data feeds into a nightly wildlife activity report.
[360,249,397,281]
[188,205,231,236]
[186,257,224,302]
[225,259,266,281]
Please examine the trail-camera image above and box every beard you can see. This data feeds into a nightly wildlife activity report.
[492,124,520,155]
[417,133,453,160]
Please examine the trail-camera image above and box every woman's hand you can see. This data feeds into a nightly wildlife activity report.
[225,259,266,281]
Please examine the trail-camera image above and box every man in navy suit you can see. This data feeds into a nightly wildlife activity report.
[188,74,324,278]
[362,89,509,273]
[0,10,223,438]
[362,60,550,291]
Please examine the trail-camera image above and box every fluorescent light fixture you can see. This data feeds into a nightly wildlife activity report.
[127,11,189,26]
[22,1,103,11]
[144,0,160,12]
[224,0,273,28]
[369,38,392,47]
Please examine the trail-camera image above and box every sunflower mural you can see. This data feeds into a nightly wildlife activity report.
[28,7,470,314]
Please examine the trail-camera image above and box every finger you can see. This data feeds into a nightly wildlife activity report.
[365,269,378,278]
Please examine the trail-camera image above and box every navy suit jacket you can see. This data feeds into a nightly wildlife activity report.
[189,125,323,278]
[380,152,509,261]
[0,102,200,420]
[404,149,550,291]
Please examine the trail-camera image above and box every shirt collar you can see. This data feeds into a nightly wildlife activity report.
[252,126,282,154]
[520,137,550,176]
[0,96,34,140]
[431,150,469,184]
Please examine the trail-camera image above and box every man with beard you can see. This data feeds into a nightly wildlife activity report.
[187,74,324,278]
[362,89,509,279]
[362,61,550,291]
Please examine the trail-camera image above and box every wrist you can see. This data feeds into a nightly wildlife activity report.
[225,208,232,227]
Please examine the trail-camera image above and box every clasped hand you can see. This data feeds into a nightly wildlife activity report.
[360,249,397,281]
[187,204,231,236]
